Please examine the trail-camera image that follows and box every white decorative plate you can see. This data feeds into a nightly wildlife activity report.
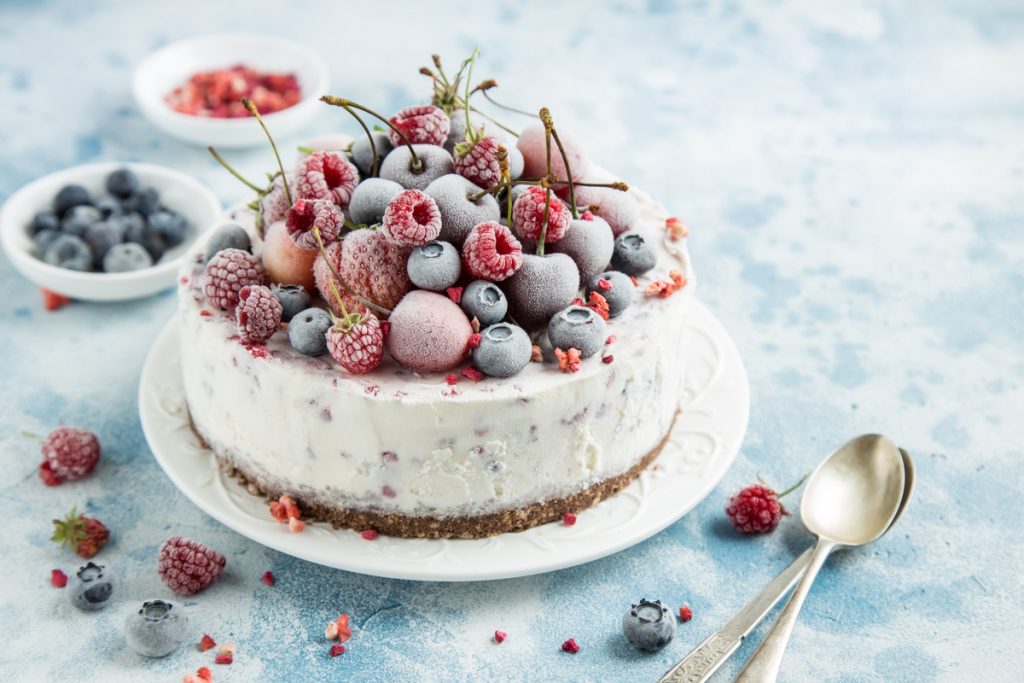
[139,299,749,581]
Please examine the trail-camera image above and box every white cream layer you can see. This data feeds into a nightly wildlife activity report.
[178,187,695,519]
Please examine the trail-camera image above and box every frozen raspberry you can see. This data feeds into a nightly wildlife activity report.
[236,285,283,343]
[41,427,100,483]
[204,248,267,310]
[285,198,343,249]
[381,189,442,246]
[327,314,385,374]
[462,221,523,281]
[388,105,450,147]
[259,173,293,227]
[386,290,473,373]
[454,136,501,188]
[725,484,787,534]
[313,231,412,315]
[513,186,570,243]
[158,536,226,595]
[294,151,359,209]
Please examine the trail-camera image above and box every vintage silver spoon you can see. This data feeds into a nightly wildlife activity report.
[657,446,914,683]
[732,434,905,682]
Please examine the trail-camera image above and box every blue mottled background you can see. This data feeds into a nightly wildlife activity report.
[1,1,1021,681]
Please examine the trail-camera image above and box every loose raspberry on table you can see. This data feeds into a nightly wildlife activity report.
[158,536,226,595]
[725,484,786,534]
[205,248,267,310]
[462,221,523,281]
[388,105,450,147]
[381,190,442,246]
[285,198,343,249]
[327,314,385,375]
[41,426,100,483]
[454,136,501,188]
[294,151,359,209]
[512,186,570,243]
[236,285,283,344]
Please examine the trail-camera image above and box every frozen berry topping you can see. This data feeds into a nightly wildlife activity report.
[388,104,450,147]
[382,189,442,246]
[285,198,343,249]
[294,151,360,209]
[512,186,570,243]
[327,314,385,375]
[236,285,283,344]
[462,221,523,282]
[204,248,267,310]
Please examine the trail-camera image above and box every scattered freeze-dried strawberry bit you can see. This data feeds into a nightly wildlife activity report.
[262,571,275,586]
[572,297,584,306]
[217,643,236,658]
[269,501,288,523]
[468,332,482,349]
[325,621,339,640]
[360,529,379,541]
[462,366,485,382]
[494,630,507,644]
[602,355,615,364]
[562,513,577,526]
[199,310,213,318]
[196,667,212,682]
[446,286,463,304]
[630,275,639,287]
[199,634,216,652]
[587,292,610,320]
[41,288,71,311]
[288,517,306,533]
[646,270,687,299]
[581,210,595,221]
[445,373,459,386]
[678,604,693,622]
[596,278,612,291]
[555,348,582,373]
[605,335,617,345]
[332,614,353,642]
[665,216,689,241]
[530,345,543,363]
[329,644,346,657]
[561,638,580,654]
[214,655,233,665]
[51,569,68,588]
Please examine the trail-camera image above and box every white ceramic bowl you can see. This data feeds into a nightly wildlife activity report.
[133,33,329,149]
[1,162,221,301]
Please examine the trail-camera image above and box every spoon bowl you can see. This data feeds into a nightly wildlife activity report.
[802,434,905,545]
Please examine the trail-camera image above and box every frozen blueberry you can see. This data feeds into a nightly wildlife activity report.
[69,562,116,611]
[622,599,675,652]
[33,229,61,255]
[124,220,166,262]
[106,168,140,198]
[586,270,634,318]
[351,131,394,177]
[272,284,311,322]
[204,223,251,262]
[407,240,461,291]
[148,210,188,247]
[94,195,123,219]
[424,174,500,247]
[547,305,607,358]
[104,242,153,272]
[472,322,532,378]
[29,210,59,236]
[110,211,145,237]
[288,307,333,356]
[85,222,123,267]
[44,234,93,271]
[380,144,453,191]
[348,177,403,226]
[123,187,160,216]
[61,204,102,237]
[611,231,657,276]
[53,184,91,217]
[124,600,188,658]
[461,280,507,327]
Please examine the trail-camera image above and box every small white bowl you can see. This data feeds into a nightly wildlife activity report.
[1,162,221,302]
[133,33,329,149]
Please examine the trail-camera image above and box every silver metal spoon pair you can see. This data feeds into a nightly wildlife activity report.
[658,435,915,683]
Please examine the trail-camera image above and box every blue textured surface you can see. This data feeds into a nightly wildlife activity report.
[1,1,1021,681]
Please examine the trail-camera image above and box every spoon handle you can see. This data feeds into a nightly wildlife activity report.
[734,540,836,683]
[657,548,813,683]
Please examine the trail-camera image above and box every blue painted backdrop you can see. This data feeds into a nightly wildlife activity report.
[0,1,1020,680]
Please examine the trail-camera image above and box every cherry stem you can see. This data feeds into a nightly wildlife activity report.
[536,108,554,256]
[776,474,809,499]
[312,225,392,317]
[340,103,378,177]
[481,90,538,119]
[320,97,421,172]
[208,146,263,194]
[432,54,450,86]
[463,48,480,145]
[550,126,578,219]
[21,429,42,442]
[243,98,292,207]
[469,177,627,203]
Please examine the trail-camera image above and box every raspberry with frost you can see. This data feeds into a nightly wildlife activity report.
[381,190,442,246]
[388,105,450,147]
[285,198,343,249]
[204,248,267,310]
[236,285,282,343]
[294,151,359,209]
[462,221,523,281]
[512,186,570,243]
